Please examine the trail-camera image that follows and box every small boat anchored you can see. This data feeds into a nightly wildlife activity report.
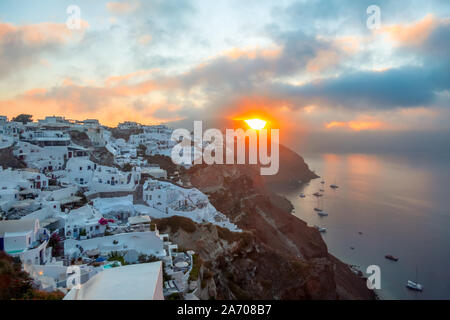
[406,280,423,292]
[299,193,306,198]
[314,226,327,233]
[313,192,323,197]
[406,267,423,292]
[317,211,328,217]
[385,254,399,262]
[330,184,339,189]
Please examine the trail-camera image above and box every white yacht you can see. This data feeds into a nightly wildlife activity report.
[406,280,423,292]
[314,226,327,233]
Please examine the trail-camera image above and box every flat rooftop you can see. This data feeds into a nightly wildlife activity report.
[64,261,163,300]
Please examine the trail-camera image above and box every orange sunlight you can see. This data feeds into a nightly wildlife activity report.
[244,118,267,130]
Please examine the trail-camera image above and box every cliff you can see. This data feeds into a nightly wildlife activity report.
[161,144,376,300]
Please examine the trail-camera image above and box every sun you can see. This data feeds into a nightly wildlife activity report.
[245,118,267,130]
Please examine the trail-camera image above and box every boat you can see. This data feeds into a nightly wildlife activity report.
[318,211,328,217]
[330,178,339,189]
[314,196,323,212]
[406,267,423,292]
[406,280,423,292]
[385,254,399,262]
[313,192,323,197]
[299,193,306,198]
[314,226,327,233]
[320,181,325,184]
[319,189,324,192]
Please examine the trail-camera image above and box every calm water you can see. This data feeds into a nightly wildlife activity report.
[281,153,450,300]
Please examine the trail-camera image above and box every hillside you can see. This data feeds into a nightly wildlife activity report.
[169,145,376,300]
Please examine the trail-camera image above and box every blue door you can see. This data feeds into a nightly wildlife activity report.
[0,237,4,251]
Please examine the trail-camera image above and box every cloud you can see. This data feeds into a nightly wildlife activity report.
[325,120,385,131]
[380,14,445,46]
[0,20,89,80]
[106,1,141,15]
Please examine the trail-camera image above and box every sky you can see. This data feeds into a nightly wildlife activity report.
[0,0,449,154]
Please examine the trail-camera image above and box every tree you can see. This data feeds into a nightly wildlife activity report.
[12,114,33,124]
[0,252,65,300]
[122,163,133,172]
[137,144,147,157]
[48,233,63,257]
[0,252,32,300]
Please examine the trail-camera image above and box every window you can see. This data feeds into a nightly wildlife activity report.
[80,167,82,171]
[88,166,91,170]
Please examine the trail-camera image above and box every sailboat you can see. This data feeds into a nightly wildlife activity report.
[406,267,423,292]
[330,178,339,189]
[316,197,328,216]
[314,195,322,212]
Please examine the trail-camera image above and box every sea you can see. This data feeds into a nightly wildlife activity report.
[280,152,450,300]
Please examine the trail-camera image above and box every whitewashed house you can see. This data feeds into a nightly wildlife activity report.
[118,121,141,130]
[64,205,106,240]
[0,168,49,191]
[142,178,241,231]
[0,218,52,265]
[128,215,152,232]
[64,230,166,262]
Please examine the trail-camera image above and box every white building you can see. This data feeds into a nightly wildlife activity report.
[142,178,241,231]
[128,215,152,232]
[37,116,71,127]
[0,218,52,265]
[118,121,141,130]
[64,261,164,300]
[64,230,166,262]
[0,168,49,191]
[62,157,139,192]
[141,166,167,179]
[64,205,106,240]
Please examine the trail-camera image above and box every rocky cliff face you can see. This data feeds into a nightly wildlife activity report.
[155,145,376,300]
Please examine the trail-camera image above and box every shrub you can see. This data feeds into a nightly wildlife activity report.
[153,216,197,234]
